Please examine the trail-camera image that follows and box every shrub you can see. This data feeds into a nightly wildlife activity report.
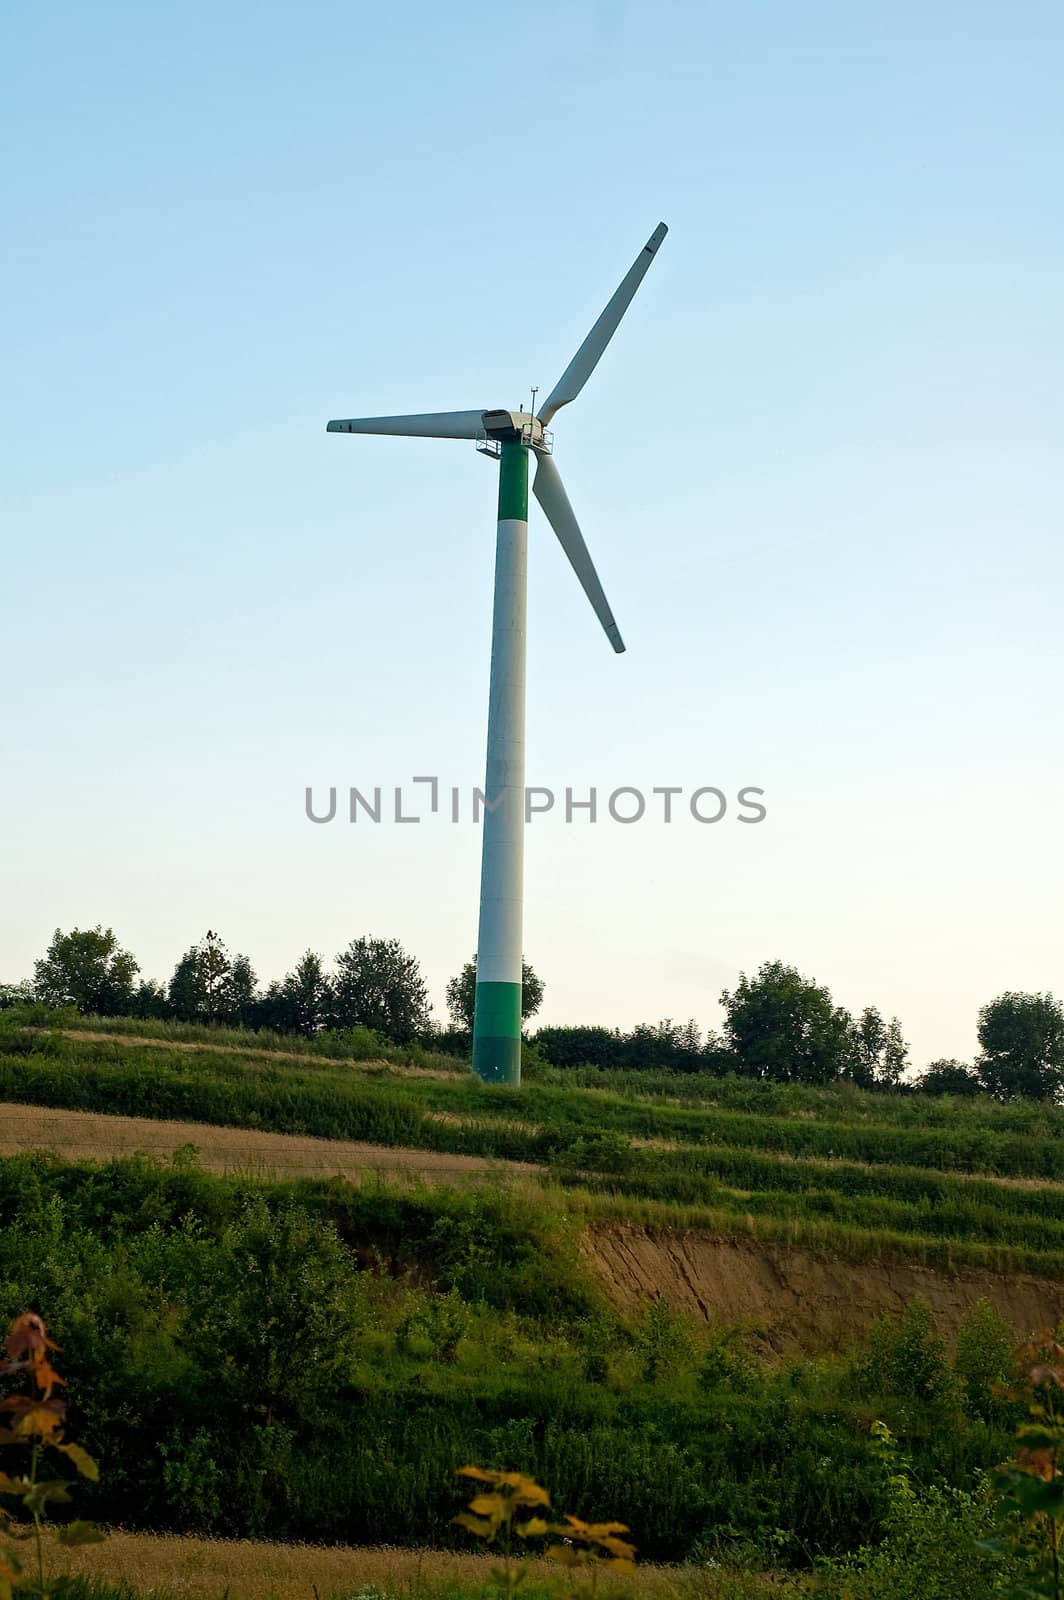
[954,1299,1017,1423]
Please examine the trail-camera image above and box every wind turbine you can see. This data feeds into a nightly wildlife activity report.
[327,222,668,1085]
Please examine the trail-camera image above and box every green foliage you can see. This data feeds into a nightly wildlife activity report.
[917,1058,982,1095]
[403,1289,471,1363]
[981,1335,1064,1599]
[635,1296,693,1385]
[720,961,854,1085]
[697,1330,759,1394]
[818,1475,1007,1599]
[14,1022,1064,1279]
[532,1020,722,1074]
[978,992,1064,1103]
[330,937,431,1042]
[256,950,332,1036]
[954,1300,1018,1423]
[167,931,257,1026]
[0,1150,1011,1565]
[33,929,138,1017]
[856,1299,963,1415]
[846,1007,909,1089]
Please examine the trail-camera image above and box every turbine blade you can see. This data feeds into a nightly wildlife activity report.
[533,452,625,653]
[327,410,488,440]
[538,223,668,426]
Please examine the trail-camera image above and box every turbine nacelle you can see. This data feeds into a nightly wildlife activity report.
[480,410,549,450]
[327,222,667,655]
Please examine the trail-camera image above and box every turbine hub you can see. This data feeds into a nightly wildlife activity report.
[480,409,550,451]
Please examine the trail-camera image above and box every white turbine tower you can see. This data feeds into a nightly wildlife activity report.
[328,222,668,1085]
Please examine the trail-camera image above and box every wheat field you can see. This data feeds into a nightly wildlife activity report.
[47,1529,796,1599]
[0,1101,532,1183]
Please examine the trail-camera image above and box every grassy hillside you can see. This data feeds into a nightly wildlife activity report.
[0,1147,1033,1569]
[6,1013,1064,1279]
[3,1012,1063,1587]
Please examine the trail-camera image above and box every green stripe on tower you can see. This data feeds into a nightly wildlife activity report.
[472,981,522,1086]
[497,438,529,521]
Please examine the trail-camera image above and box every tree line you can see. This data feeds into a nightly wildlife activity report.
[1,926,1062,1102]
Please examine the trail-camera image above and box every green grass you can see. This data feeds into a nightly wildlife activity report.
[0,1150,1028,1567]
[8,1015,1064,1276]
[5,1022,1064,1177]
[31,1006,466,1073]
[2,1014,1052,1591]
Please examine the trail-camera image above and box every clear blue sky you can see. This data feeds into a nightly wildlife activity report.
[3,1,1061,1066]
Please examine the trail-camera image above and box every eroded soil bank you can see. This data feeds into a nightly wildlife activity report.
[581,1221,1064,1353]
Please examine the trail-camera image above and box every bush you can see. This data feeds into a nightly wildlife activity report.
[854,1299,964,1415]
[818,1479,1008,1600]
[953,1299,1017,1423]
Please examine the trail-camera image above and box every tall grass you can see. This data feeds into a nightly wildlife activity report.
[11,1006,466,1074]
[8,1019,1064,1273]
[0,1150,1022,1564]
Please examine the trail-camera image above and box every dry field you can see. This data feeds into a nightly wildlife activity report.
[45,1528,798,1599]
[0,1102,534,1184]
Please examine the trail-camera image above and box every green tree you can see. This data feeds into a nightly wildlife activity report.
[33,925,139,1015]
[0,980,33,1010]
[636,1294,693,1384]
[976,991,1064,1102]
[846,1007,909,1088]
[258,950,332,1036]
[445,954,545,1032]
[168,931,256,1025]
[131,978,170,1019]
[228,952,259,1027]
[953,1298,1015,1422]
[330,936,430,1043]
[720,959,853,1084]
[917,1059,982,1096]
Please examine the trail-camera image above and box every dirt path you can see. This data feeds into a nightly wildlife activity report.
[0,1101,536,1183]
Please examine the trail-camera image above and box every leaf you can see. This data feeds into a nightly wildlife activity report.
[55,1442,99,1481]
[57,1520,106,1547]
[0,1397,65,1438]
[468,1493,506,1517]
[34,1360,66,1399]
[513,1483,550,1508]
[453,1513,494,1539]
[22,1479,71,1514]
[594,1535,637,1560]
[495,1472,550,1505]
[1016,1423,1064,1450]
[456,1465,494,1482]
[1028,1364,1064,1389]
[3,1313,59,1365]
[516,1517,549,1538]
